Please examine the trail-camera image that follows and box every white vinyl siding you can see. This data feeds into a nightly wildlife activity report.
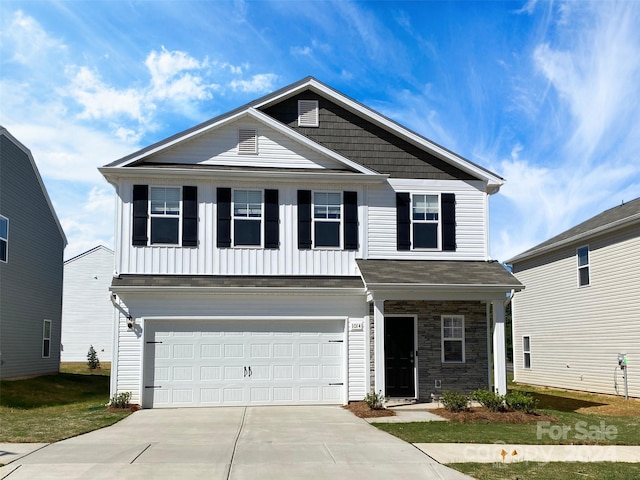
[368,179,489,260]
[512,224,640,398]
[146,119,344,170]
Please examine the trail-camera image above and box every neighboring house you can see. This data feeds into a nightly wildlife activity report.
[507,198,640,398]
[61,246,115,362]
[100,77,522,408]
[0,127,67,379]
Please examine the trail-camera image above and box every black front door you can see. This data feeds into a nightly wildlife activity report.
[384,317,415,397]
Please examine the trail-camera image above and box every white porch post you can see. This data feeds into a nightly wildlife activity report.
[492,300,507,395]
[373,299,385,397]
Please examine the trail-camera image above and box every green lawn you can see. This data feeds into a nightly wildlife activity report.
[452,461,640,480]
[0,364,130,443]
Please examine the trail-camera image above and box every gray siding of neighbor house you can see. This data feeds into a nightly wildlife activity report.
[0,135,65,379]
[261,91,477,180]
[369,300,489,400]
[511,223,640,398]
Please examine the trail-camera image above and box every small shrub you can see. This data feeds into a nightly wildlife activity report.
[363,390,385,410]
[109,392,132,409]
[505,390,538,413]
[471,388,506,412]
[441,390,469,412]
[87,345,100,370]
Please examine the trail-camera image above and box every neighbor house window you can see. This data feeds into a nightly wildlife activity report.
[412,194,440,249]
[42,320,51,358]
[442,315,465,362]
[523,336,531,369]
[313,192,341,247]
[233,189,262,246]
[0,215,7,262]
[577,246,590,287]
[149,187,181,244]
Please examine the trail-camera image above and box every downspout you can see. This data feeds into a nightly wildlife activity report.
[503,289,516,385]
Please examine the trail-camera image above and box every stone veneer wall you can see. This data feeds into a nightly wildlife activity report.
[369,300,489,401]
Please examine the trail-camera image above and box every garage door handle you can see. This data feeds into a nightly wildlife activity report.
[329,383,344,386]
[248,366,252,377]
[244,366,248,378]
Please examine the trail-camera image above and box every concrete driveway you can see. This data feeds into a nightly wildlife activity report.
[0,406,473,480]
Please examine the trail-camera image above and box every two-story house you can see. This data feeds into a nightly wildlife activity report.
[100,77,521,408]
[507,198,640,398]
[0,127,67,379]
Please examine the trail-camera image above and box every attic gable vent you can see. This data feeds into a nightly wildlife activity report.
[298,100,319,127]
[238,129,257,154]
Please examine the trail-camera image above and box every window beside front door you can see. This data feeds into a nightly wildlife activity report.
[577,245,590,287]
[442,315,465,363]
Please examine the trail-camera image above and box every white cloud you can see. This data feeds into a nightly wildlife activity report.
[291,46,312,56]
[1,10,66,64]
[230,73,278,93]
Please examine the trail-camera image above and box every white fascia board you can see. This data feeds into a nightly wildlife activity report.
[254,79,505,193]
[365,284,521,302]
[110,285,367,297]
[99,166,387,185]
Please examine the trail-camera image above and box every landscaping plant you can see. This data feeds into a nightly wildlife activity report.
[505,390,538,413]
[363,390,385,410]
[441,390,470,412]
[471,388,506,412]
[87,345,100,370]
[109,392,132,409]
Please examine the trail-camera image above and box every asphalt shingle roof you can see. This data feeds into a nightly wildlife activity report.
[111,275,364,289]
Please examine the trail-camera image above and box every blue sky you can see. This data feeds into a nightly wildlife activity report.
[2,0,639,261]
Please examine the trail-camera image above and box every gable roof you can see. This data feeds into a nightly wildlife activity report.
[64,245,114,265]
[0,126,68,247]
[102,77,504,192]
[507,197,640,264]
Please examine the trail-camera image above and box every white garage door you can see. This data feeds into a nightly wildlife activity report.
[143,320,345,408]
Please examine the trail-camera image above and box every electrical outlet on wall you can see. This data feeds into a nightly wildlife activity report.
[435,379,442,389]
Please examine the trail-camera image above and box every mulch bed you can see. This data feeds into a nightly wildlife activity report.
[432,407,557,424]
[343,401,396,418]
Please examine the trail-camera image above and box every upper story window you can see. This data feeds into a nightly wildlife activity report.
[313,192,342,248]
[150,187,181,245]
[238,129,257,154]
[577,245,590,287]
[298,100,319,127]
[0,215,8,262]
[233,190,262,246]
[442,315,465,363]
[523,335,531,369]
[412,194,440,249]
[397,192,456,252]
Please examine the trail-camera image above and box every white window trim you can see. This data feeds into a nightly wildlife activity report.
[0,214,8,263]
[148,186,182,246]
[237,128,258,155]
[411,193,441,251]
[577,245,590,288]
[42,319,52,359]
[441,315,465,363]
[298,100,319,127]
[523,335,531,369]
[232,189,263,248]
[312,191,343,249]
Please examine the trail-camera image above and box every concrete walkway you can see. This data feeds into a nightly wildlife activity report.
[0,406,473,480]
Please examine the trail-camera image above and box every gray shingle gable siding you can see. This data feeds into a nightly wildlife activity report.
[261,91,476,180]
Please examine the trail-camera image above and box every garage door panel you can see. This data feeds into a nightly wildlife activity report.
[145,320,345,408]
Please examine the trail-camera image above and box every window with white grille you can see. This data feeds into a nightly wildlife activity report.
[238,129,257,154]
[298,100,319,127]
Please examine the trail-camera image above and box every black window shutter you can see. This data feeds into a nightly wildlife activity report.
[442,193,456,251]
[132,185,148,246]
[217,188,231,248]
[396,192,411,251]
[344,191,358,250]
[264,189,279,249]
[182,186,198,247]
[298,190,312,249]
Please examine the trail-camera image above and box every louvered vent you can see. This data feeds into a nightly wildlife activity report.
[238,129,257,154]
[298,100,319,127]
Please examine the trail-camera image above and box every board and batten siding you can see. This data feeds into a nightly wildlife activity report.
[61,247,114,362]
[111,292,367,405]
[146,117,348,171]
[367,179,489,260]
[115,179,362,276]
[0,134,65,379]
[512,223,640,398]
